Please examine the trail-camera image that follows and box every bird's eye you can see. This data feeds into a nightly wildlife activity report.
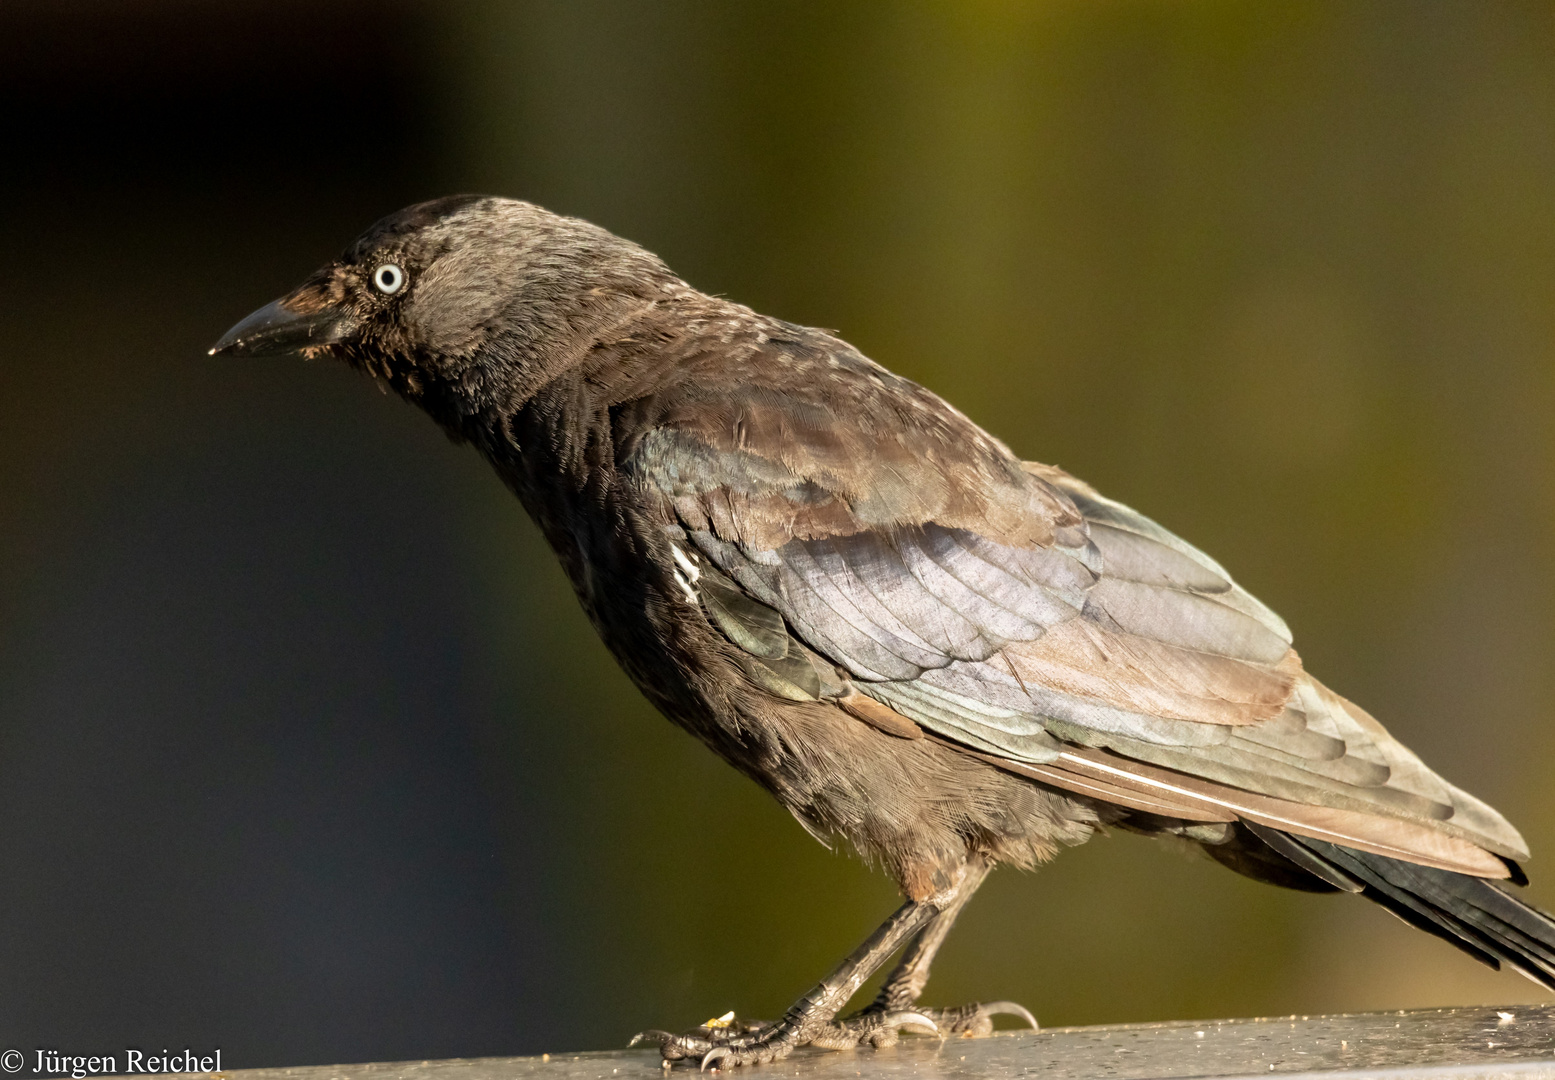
[372,263,406,295]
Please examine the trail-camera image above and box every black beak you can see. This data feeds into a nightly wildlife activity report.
[209,298,356,357]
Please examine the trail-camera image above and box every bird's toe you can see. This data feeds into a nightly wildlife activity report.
[928,1000,1040,1038]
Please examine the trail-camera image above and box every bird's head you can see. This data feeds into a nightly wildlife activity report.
[211,195,685,430]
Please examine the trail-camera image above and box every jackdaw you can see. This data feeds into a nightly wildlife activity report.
[214,196,1555,1068]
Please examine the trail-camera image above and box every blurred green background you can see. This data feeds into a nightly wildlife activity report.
[2,0,1553,1069]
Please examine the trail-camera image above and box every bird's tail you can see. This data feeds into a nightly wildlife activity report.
[1248,822,1555,990]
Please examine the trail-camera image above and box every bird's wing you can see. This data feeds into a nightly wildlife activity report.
[622,339,1526,875]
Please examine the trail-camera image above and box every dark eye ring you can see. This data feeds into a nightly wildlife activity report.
[372,263,406,295]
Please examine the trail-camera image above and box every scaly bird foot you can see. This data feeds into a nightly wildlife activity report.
[807,1009,941,1050]
[630,1012,771,1068]
[925,1000,1038,1038]
[829,1000,1037,1046]
[631,1009,938,1068]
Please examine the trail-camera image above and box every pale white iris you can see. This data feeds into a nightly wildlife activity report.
[372,263,405,295]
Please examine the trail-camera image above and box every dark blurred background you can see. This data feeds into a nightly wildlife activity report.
[3,0,1554,1069]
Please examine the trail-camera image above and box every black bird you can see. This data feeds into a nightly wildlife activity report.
[214,196,1555,1068]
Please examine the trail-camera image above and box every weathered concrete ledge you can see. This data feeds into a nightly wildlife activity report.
[177,1004,1555,1080]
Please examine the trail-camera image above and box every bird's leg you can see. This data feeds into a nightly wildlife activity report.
[632,895,944,1069]
[832,856,1037,1044]
[873,857,990,1010]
